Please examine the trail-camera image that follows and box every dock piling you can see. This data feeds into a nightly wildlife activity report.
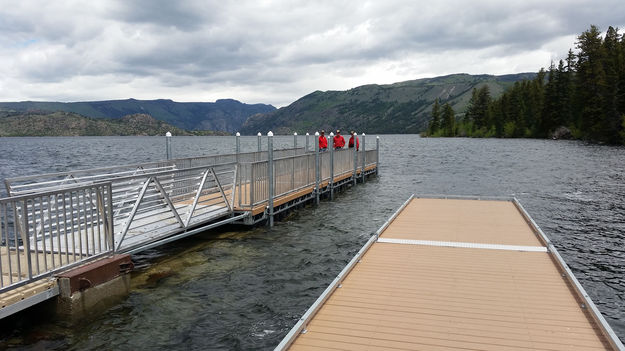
[376,136,380,175]
[292,132,297,189]
[235,132,241,163]
[352,132,357,186]
[314,132,320,206]
[267,131,274,227]
[257,132,262,152]
[165,132,172,160]
[361,133,366,183]
[329,132,335,200]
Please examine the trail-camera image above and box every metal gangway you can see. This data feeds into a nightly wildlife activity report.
[0,133,380,306]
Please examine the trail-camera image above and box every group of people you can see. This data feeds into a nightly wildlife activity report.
[318,129,359,151]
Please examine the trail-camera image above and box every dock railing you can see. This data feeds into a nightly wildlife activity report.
[0,182,114,292]
[4,149,304,197]
[3,133,378,246]
[234,143,378,211]
[110,162,237,252]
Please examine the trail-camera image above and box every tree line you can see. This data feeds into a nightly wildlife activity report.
[425,25,625,144]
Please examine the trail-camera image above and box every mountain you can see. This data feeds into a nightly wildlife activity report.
[0,111,228,136]
[0,98,276,133]
[240,73,536,135]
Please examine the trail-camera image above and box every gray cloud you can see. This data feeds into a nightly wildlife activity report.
[0,0,624,106]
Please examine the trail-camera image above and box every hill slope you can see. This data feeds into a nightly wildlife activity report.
[241,73,536,134]
[0,111,216,136]
[0,99,276,133]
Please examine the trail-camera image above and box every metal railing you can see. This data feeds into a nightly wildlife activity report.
[2,141,376,251]
[0,182,114,292]
[4,148,306,197]
[235,145,378,210]
[112,163,236,252]
[2,150,261,252]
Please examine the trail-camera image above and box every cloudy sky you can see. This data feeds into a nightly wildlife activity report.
[1,1,624,107]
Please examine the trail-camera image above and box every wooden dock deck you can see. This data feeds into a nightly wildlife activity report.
[277,196,624,351]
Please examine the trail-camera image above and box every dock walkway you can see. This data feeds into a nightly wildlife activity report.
[277,196,624,350]
[0,133,379,319]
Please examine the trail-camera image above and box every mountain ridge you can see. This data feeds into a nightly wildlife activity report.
[0,98,276,133]
[241,73,536,135]
[0,111,228,136]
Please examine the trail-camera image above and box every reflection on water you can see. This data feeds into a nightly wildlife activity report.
[0,135,623,349]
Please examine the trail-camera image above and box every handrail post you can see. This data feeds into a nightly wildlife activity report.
[329,132,335,200]
[305,133,310,153]
[235,132,241,163]
[292,132,297,190]
[352,131,357,186]
[165,131,172,160]
[314,132,320,206]
[267,131,274,227]
[22,200,33,280]
[376,136,380,175]
[257,132,262,153]
[293,132,298,152]
[249,164,254,208]
[361,133,366,183]
[107,184,114,253]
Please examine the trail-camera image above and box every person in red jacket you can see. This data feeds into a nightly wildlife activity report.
[318,130,328,151]
[333,129,345,149]
[348,131,359,151]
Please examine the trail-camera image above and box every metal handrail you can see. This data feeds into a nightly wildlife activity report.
[0,182,114,292]
[111,165,236,252]
[4,147,305,196]
[235,147,375,209]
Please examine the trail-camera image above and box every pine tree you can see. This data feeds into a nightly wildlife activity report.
[554,59,572,128]
[541,62,558,137]
[465,86,491,131]
[428,98,441,135]
[601,26,623,143]
[440,103,456,137]
[576,25,608,141]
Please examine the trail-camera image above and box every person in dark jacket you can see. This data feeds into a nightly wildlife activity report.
[348,131,359,151]
[333,129,345,149]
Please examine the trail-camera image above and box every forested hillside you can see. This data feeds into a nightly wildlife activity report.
[425,25,625,144]
[240,73,534,135]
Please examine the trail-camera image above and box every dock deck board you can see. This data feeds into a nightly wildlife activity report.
[282,197,620,350]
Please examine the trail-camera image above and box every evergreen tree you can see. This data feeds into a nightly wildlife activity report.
[428,98,441,135]
[601,26,623,143]
[575,25,608,141]
[554,59,573,128]
[465,86,491,131]
[541,62,558,136]
[440,103,455,137]
[504,82,526,137]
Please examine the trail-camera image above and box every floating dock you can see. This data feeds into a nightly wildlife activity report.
[277,196,625,351]
[0,133,378,319]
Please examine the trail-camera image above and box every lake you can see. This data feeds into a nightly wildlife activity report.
[0,135,623,350]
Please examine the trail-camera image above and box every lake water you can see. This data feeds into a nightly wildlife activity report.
[0,135,623,349]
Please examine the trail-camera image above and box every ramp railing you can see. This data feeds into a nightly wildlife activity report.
[2,149,260,253]
[112,163,236,252]
[0,182,114,292]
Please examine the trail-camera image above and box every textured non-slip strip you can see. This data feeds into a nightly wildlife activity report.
[377,237,548,252]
